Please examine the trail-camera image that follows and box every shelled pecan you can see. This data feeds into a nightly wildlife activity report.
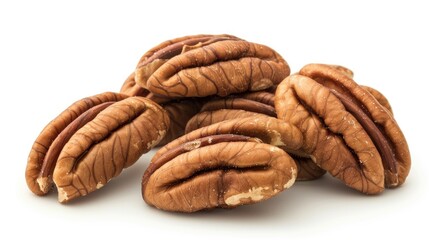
[25,92,169,202]
[275,64,411,193]
[134,34,290,97]
[186,91,326,181]
[142,134,297,212]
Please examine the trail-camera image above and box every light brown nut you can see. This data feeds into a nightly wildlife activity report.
[275,64,411,193]
[200,97,277,117]
[120,72,175,104]
[319,64,394,114]
[134,34,290,97]
[185,110,325,181]
[157,99,203,146]
[361,85,393,115]
[154,115,304,167]
[120,72,150,97]
[327,64,354,78]
[237,91,275,106]
[186,91,276,132]
[185,91,326,181]
[185,109,261,133]
[299,64,410,188]
[25,92,169,202]
[142,134,297,212]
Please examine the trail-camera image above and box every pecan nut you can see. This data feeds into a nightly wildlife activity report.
[120,72,149,97]
[157,115,304,160]
[134,34,290,97]
[185,91,326,181]
[142,134,297,212]
[275,64,411,193]
[186,91,276,132]
[25,92,169,202]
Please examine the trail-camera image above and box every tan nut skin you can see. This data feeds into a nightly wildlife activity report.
[326,64,394,114]
[361,85,393,115]
[275,64,410,193]
[186,91,276,131]
[120,72,174,104]
[25,92,169,202]
[157,99,203,146]
[26,92,127,196]
[134,34,290,97]
[142,134,297,212]
[299,64,410,188]
[186,91,326,181]
[120,72,149,97]
[154,115,304,163]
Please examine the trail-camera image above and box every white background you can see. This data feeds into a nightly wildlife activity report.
[1,0,427,239]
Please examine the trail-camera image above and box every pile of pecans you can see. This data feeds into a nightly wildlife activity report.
[25,34,411,212]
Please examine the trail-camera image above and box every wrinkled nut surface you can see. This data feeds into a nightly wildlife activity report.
[361,85,393,115]
[186,109,261,133]
[157,99,202,146]
[200,93,277,117]
[135,34,290,97]
[275,64,411,193]
[326,64,394,114]
[142,134,297,212]
[186,91,276,132]
[25,92,169,202]
[157,115,304,161]
[186,91,326,181]
[120,72,150,97]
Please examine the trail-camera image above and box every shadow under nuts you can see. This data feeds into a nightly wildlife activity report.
[25,92,169,202]
[142,134,297,212]
[134,34,290,97]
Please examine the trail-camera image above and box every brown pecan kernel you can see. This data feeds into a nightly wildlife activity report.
[276,74,385,193]
[185,109,261,133]
[26,92,127,196]
[275,64,411,193]
[185,91,326,181]
[237,91,275,106]
[299,64,410,188]
[186,91,276,132]
[120,72,150,97]
[25,92,169,202]
[200,98,276,117]
[134,34,290,97]
[156,115,304,163]
[142,134,297,212]
[361,85,393,115]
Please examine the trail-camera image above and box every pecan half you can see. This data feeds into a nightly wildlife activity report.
[25,92,169,202]
[134,34,290,97]
[152,115,305,187]
[186,91,276,132]
[185,92,326,181]
[142,134,297,212]
[275,64,411,193]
